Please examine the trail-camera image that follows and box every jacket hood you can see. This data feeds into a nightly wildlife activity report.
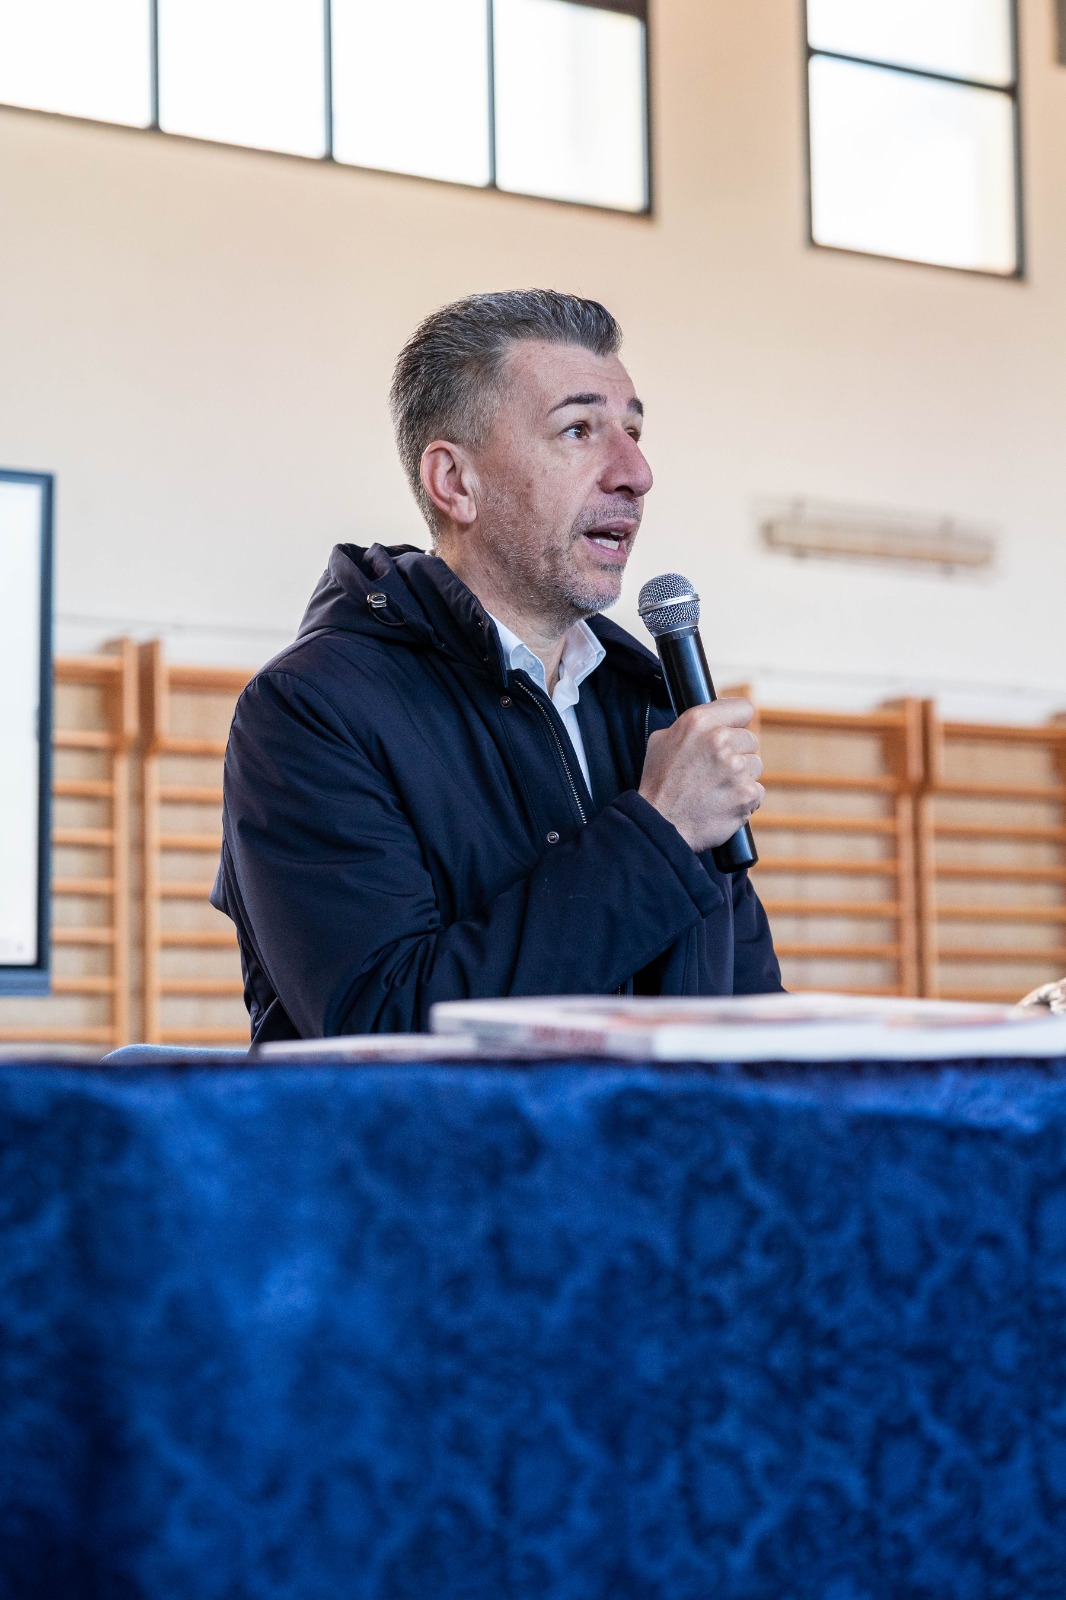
[296,542,666,693]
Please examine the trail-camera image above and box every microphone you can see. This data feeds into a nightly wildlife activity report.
[637,572,758,874]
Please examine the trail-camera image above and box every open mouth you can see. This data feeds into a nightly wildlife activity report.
[581,528,631,562]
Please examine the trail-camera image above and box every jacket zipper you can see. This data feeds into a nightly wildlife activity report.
[516,677,633,996]
[513,679,588,826]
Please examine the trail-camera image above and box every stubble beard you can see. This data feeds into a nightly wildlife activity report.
[483,493,638,633]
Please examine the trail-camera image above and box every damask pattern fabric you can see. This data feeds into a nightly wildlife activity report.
[2,1053,1066,1598]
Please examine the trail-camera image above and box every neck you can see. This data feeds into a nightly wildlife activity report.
[438,542,571,692]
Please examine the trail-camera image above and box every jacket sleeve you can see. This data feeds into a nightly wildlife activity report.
[220,670,726,1036]
[727,867,784,994]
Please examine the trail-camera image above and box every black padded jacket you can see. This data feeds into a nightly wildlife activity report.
[211,543,782,1041]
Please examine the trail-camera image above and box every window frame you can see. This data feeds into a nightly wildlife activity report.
[0,0,654,218]
[801,0,1024,279]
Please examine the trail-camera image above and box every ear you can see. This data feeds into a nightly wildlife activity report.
[420,440,479,530]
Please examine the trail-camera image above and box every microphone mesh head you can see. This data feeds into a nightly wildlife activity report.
[637,572,700,638]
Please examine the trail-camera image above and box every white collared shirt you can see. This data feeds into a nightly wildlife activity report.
[489,614,606,796]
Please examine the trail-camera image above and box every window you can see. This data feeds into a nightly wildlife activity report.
[157,0,327,159]
[331,0,491,188]
[805,0,1021,275]
[493,0,648,212]
[0,0,152,128]
[0,0,650,215]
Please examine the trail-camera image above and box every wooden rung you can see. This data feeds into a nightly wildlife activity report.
[935,906,1066,924]
[756,857,898,876]
[939,721,1066,744]
[930,782,1065,801]
[52,877,117,897]
[0,1026,116,1045]
[775,942,901,959]
[54,779,115,799]
[54,827,116,848]
[168,665,252,693]
[160,978,244,997]
[53,927,117,946]
[931,821,1066,843]
[934,987,1032,1004]
[935,865,1066,884]
[785,983,903,997]
[160,833,223,852]
[160,1028,249,1045]
[51,976,117,996]
[156,737,228,757]
[53,730,115,750]
[756,814,898,835]
[54,655,124,683]
[161,929,237,948]
[156,784,222,806]
[766,773,900,793]
[158,882,216,900]
[761,708,907,732]
[760,898,900,918]
[937,946,1066,963]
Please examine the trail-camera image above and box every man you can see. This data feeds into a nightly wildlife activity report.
[213,290,780,1041]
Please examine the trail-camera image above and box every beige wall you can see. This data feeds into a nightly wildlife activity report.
[1,0,1064,717]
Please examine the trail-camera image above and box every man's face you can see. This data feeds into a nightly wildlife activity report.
[465,339,653,628]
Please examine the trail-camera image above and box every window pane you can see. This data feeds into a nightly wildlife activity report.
[332,0,490,186]
[807,0,1013,88]
[0,0,151,126]
[158,0,326,157]
[493,0,647,212]
[809,56,1017,274]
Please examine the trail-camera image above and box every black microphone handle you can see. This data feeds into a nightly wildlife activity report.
[655,628,758,874]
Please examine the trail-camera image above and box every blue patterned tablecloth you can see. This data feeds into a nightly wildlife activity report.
[2,1053,1066,1599]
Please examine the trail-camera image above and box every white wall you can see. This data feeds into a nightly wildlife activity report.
[0,0,1064,719]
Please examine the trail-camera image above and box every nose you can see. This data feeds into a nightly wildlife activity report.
[602,426,654,501]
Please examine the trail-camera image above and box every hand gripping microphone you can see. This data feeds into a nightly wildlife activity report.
[638,572,758,874]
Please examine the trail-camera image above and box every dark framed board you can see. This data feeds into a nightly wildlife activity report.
[0,470,54,995]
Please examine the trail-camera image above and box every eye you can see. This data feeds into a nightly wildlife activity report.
[564,421,590,439]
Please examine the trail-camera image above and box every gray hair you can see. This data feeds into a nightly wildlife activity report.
[389,289,623,530]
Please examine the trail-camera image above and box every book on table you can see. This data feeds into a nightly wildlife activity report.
[429,992,1066,1063]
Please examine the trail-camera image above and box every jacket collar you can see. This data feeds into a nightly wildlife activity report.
[299,542,667,699]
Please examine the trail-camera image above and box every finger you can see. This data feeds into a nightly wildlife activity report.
[711,730,760,766]
[687,698,754,732]
[713,696,756,728]
[717,728,759,757]
[730,779,765,820]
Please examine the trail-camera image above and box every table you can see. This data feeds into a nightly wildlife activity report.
[2,1052,1066,1598]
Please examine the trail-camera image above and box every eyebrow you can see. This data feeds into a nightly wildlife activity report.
[550,391,644,417]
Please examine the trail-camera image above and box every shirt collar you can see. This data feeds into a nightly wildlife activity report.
[489,615,606,702]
